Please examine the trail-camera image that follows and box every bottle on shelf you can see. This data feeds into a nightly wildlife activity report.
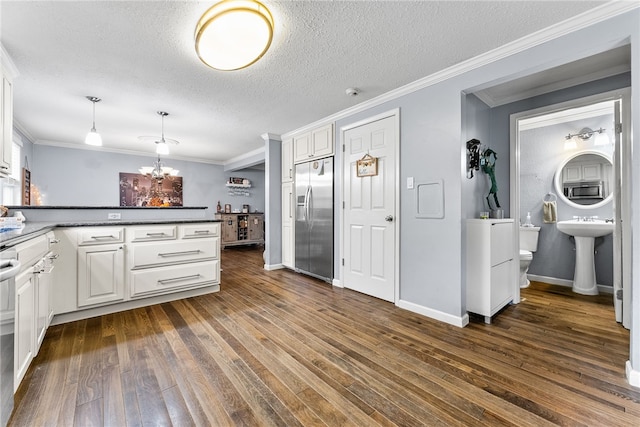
[216,201,222,213]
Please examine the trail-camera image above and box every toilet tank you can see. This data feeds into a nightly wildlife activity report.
[520,226,541,252]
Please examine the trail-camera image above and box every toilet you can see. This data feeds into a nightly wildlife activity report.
[520,226,541,288]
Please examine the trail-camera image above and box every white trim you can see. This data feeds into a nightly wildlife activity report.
[226,146,266,162]
[263,263,284,271]
[260,133,281,142]
[332,278,343,288]
[626,361,640,388]
[281,2,638,141]
[1,43,20,79]
[397,300,469,328]
[339,108,400,304]
[527,274,614,294]
[33,139,224,165]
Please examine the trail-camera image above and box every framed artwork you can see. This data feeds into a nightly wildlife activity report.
[356,153,378,177]
[22,168,31,205]
[119,173,183,207]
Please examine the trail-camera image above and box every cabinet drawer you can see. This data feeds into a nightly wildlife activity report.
[77,227,124,246]
[128,225,177,242]
[490,260,513,312]
[179,223,220,239]
[16,235,48,268]
[130,260,219,297]
[130,238,219,269]
[490,222,513,266]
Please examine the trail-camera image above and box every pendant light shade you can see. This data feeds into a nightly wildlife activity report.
[85,96,102,146]
[195,0,274,71]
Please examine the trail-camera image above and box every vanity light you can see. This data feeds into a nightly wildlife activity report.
[84,96,102,146]
[195,0,274,71]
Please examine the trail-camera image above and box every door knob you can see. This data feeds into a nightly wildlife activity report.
[385,215,394,222]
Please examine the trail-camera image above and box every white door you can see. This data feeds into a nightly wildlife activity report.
[613,99,631,329]
[342,113,397,302]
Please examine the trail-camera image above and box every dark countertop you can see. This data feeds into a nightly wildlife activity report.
[0,218,221,249]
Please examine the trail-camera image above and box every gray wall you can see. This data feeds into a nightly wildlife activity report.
[28,144,265,217]
[520,115,614,286]
[324,10,639,321]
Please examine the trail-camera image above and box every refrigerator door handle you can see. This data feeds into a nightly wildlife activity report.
[308,186,314,229]
[303,185,311,225]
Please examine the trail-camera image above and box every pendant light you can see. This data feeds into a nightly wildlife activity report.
[195,0,274,71]
[85,96,102,146]
[139,111,179,180]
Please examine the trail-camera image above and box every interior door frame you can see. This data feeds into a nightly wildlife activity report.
[509,88,631,318]
[339,108,400,303]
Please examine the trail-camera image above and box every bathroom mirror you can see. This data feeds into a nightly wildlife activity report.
[554,150,613,209]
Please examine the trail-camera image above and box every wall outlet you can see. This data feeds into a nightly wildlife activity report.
[107,213,121,220]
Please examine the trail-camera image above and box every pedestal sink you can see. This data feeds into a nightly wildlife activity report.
[556,219,614,295]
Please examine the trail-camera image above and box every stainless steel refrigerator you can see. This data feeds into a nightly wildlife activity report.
[295,157,333,282]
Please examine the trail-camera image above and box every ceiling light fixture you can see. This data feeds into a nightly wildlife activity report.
[156,111,170,155]
[195,0,274,71]
[85,96,102,146]
[139,111,179,180]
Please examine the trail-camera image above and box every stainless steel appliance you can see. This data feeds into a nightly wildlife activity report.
[0,249,19,427]
[563,180,604,200]
[295,157,333,282]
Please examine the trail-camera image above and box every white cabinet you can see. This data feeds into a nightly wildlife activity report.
[466,219,515,324]
[1,72,13,176]
[14,269,34,390]
[128,223,220,298]
[282,181,294,268]
[77,243,125,307]
[563,162,602,182]
[282,138,293,182]
[293,123,334,163]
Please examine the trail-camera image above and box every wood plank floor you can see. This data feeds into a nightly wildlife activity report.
[9,246,640,426]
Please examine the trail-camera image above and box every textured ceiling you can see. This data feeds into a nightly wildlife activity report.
[0,1,607,164]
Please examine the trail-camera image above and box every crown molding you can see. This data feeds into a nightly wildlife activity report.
[1,43,20,79]
[260,132,281,142]
[282,2,639,140]
[223,146,266,167]
[33,139,224,165]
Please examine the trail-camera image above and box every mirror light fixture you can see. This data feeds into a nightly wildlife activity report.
[85,96,102,146]
[564,127,610,149]
[195,0,274,71]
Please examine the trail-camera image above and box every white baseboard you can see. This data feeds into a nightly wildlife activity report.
[332,278,343,288]
[527,274,613,294]
[626,361,640,388]
[263,263,284,271]
[397,299,469,328]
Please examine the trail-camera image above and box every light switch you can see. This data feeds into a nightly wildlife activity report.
[407,177,414,189]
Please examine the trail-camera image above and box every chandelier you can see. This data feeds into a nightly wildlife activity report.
[139,154,179,181]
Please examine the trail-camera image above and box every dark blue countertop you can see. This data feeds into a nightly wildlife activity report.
[0,218,221,249]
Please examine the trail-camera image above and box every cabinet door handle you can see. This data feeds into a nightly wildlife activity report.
[158,250,201,257]
[158,274,201,285]
[146,232,167,237]
[91,234,116,239]
[193,230,210,234]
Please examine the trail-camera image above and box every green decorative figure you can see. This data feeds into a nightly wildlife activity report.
[481,148,500,210]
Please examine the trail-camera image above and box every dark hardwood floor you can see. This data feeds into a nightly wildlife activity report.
[10,246,640,426]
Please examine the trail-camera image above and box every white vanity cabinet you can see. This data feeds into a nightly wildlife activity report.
[466,219,515,324]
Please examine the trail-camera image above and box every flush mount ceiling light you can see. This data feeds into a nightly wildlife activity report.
[195,0,274,71]
[85,96,102,146]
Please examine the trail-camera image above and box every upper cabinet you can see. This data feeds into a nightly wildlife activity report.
[1,45,18,178]
[293,123,334,164]
[281,138,293,182]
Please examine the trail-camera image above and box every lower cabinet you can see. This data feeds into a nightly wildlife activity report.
[282,181,294,268]
[14,269,34,391]
[77,243,125,307]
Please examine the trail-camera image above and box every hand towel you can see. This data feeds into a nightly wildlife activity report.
[543,200,557,224]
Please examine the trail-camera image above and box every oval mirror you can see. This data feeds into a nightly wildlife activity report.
[554,150,613,209]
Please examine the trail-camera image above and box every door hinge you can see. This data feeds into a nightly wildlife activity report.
[615,122,622,134]
[342,258,344,266]
[343,201,345,209]
[342,144,345,152]
[616,289,623,300]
